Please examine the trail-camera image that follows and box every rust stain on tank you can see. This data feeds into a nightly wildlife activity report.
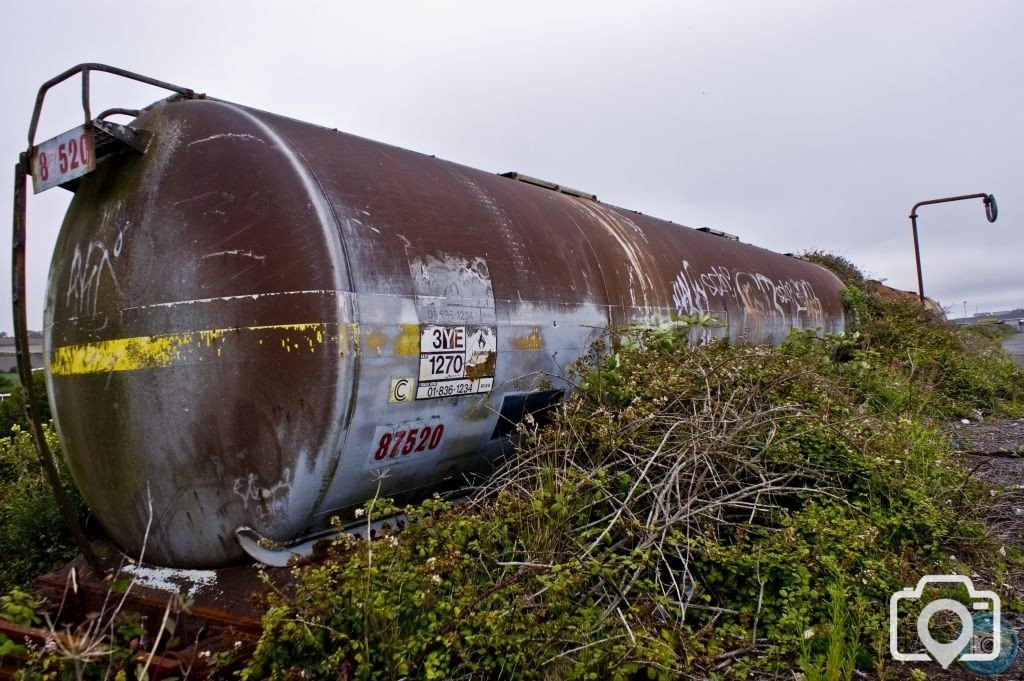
[466,351,496,380]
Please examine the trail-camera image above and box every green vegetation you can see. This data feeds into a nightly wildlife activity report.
[0,371,50,440]
[0,424,85,595]
[839,284,1023,419]
[964,321,1019,342]
[0,369,83,596]
[244,263,1024,679]
[801,251,866,288]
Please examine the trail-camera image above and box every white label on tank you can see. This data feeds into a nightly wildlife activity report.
[388,377,414,403]
[416,325,496,399]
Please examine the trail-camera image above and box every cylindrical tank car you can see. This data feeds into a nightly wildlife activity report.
[31,66,845,567]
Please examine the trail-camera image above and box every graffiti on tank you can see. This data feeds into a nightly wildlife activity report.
[66,241,120,317]
[671,260,712,316]
[735,272,824,320]
[672,260,824,322]
[65,221,132,317]
[233,469,293,521]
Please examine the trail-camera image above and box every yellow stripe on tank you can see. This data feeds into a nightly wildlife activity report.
[50,323,335,376]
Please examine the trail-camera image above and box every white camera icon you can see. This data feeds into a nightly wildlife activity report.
[890,575,1001,669]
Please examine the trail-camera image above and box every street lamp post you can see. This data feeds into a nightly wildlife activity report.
[909,193,997,304]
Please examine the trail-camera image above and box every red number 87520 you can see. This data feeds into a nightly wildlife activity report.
[373,423,445,461]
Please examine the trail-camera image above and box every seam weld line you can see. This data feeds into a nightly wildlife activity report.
[50,322,347,376]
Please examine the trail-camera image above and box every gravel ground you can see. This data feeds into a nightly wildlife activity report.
[950,419,1024,456]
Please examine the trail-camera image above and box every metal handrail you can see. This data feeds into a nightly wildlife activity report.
[26,63,196,149]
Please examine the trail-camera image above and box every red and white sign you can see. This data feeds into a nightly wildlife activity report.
[31,125,96,194]
[369,419,446,466]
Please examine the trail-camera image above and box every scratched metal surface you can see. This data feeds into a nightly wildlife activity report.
[44,97,845,567]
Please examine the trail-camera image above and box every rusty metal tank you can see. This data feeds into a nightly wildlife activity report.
[43,93,846,567]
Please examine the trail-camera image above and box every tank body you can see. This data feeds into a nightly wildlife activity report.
[44,97,846,567]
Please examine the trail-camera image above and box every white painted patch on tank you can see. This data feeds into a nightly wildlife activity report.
[201,249,266,263]
[187,133,265,146]
[408,253,496,325]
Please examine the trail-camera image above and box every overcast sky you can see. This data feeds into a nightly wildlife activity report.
[1,0,1021,334]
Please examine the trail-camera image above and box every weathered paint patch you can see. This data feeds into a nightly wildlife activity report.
[512,327,545,350]
[364,328,388,355]
[50,322,333,376]
[408,254,496,325]
[339,322,358,357]
[395,324,421,356]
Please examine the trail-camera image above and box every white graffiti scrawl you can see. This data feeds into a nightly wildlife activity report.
[233,468,293,521]
[65,241,121,317]
[64,221,133,317]
[671,260,824,323]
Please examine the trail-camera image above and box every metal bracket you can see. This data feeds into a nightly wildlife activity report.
[93,118,152,154]
[500,171,597,201]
